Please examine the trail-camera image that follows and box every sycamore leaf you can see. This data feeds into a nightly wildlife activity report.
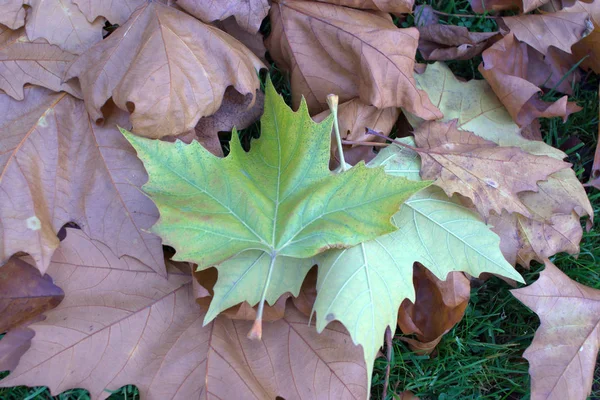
[66,1,264,138]
[215,17,268,63]
[512,261,600,400]
[469,0,552,13]
[73,0,148,25]
[560,0,600,73]
[414,120,569,219]
[367,138,421,181]
[0,28,81,100]
[479,33,581,127]
[412,62,592,266]
[0,257,64,332]
[501,12,590,55]
[0,87,164,275]
[0,327,33,372]
[124,79,428,333]
[25,0,105,54]
[411,62,566,158]
[313,98,400,166]
[397,264,470,354]
[0,1,26,29]
[265,0,442,119]
[177,0,270,34]
[312,0,414,13]
[418,24,497,61]
[0,228,367,400]
[312,145,523,388]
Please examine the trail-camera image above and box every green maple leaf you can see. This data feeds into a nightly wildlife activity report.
[313,142,524,386]
[122,79,428,333]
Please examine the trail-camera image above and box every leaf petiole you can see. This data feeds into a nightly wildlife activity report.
[247,251,278,340]
[327,94,348,172]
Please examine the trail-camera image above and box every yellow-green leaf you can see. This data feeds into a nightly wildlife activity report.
[123,78,428,329]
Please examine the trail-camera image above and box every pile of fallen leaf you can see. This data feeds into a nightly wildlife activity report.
[0,0,599,399]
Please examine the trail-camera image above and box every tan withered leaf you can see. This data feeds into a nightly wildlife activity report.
[0,88,164,275]
[73,0,148,25]
[66,1,264,138]
[215,17,267,63]
[501,12,590,55]
[25,0,105,54]
[490,167,591,267]
[0,28,81,100]
[266,0,442,119]
[470,0,552,13]
[0,228,367,399]
[0,257,63,333]
[0,327,34,372]
[479,33,582,127]
[512,261,600,400]
[177,0,270,33]
[413,120,569,219]
[398,264,470,354]
[560,0,600,73]
[418,24,497,61]
[0,0,26,29]
[313,98,400,166]
[312,0,414,13]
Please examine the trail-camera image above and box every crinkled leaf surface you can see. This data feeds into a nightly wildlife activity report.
[312,144,523,389]
[124,80,428,328]
[0,87,164,275]
[414,120,569,218]
[0,228,367,400]
[411,62,592,266]
[512,261,600,400]
[0,0,26,29]
[66,1,264,138]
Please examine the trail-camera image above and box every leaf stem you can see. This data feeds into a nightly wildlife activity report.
[342,139,389,147]
[247,252,278,340]
[327,94,348,171]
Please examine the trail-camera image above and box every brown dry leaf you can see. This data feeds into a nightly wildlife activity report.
[470,0,552,13]
[177,0,270,33]
[0,1,26,29]
[193,267,291,322]
[0,228,367,399]
[560,1,600,73]
[512,260,600,400]
[292,266,317,317]
[0,257,63,333]
[0,327,34,372]
[418,25,497,61]
[0,28,81,100]
[73,0,148,25]
[312,0,414,14]
[0,87,164,275]
[266,0,442,119]
[491,168,591,267]
[479,33,582,127]
[541,46,582,94]
[501,12,590,55]
[65,1,264,139]
[413,120,570,219]
[398,264,470,354]
[25,0,105,54]
[313,98,399,166]
[215,17,267,63]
